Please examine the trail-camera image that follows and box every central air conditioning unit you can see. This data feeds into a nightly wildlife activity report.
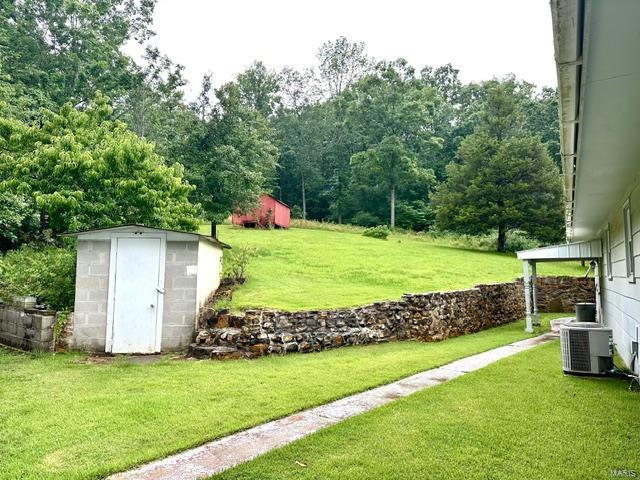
[560,322,614,375]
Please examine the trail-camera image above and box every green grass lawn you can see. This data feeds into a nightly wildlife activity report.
[203,224,585,311]
[215,341,640,480]
[0,315,563,480]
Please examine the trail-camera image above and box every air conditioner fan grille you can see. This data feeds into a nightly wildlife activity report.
[568,329,591,372]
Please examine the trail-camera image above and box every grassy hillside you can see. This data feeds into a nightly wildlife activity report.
[203,224,584,311]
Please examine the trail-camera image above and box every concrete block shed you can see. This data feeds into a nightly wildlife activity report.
[64,225,229,353]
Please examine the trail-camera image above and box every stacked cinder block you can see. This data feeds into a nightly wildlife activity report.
[162,241,199,350]
[72,240,110,351]
[0,305,56,351]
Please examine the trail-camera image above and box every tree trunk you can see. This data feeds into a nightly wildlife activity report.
[301,176,307,220]
[390,184,396,228]
[497,225,507,252]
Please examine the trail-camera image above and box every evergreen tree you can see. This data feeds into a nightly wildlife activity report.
[432,81,564,251]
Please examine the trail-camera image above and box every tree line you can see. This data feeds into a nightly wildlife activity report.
[0,0,563,252]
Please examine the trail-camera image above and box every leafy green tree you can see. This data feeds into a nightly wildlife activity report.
[176,82,279,224]
[432,82,564,251]
[274,67,325,219]
[0,96,199,237]
[351,136,435,227]
[0,0,155,119]
[523,86,561,167]
[0,193,39,251]
[123,46,188,146]
[317,37,371,98]
[345,62,440,227]
[237,61,281,117]
[274,100,327,220]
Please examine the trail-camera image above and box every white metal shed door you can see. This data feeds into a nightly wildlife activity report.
[111,237,162,353]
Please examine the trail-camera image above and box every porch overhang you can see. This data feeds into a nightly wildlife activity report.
[516,239,602,262]
[517,240,602,333]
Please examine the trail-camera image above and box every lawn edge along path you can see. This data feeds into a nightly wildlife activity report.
[109,331,559,480]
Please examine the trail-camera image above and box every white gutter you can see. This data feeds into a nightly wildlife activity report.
[550,0,586,242]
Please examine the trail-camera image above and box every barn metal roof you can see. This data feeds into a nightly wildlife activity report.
[60,224,231,249]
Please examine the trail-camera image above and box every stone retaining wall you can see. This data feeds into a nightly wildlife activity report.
[0,305,56,351]
[192,276,594,359]
[528,276,595,312]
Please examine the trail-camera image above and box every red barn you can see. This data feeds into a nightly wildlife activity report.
[232,194,291,229]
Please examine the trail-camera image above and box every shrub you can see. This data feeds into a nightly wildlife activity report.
[0,246,76,310]
[0,193,40,251]
[222,245,257,283]
[363,225,391,240]
[290,205,303,219]
[351,211,383,227]
[290,219,366,234]
[395,200,435,232]
[504,230,541,252]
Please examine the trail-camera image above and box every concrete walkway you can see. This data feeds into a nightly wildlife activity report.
[109,331,559,480]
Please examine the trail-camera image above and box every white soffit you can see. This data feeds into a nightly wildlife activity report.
[554,0,640,241]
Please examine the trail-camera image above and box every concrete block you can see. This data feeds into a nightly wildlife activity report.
[74,326,107,342]
[164,312,195,327]
[76,263,90,276]
[165,265,186,277]
[163,290,182,303]
[32,328,54,343]
[73,312,88,326]
[88,289,108,302]
[161,330,194,351]
[89,264,109,276]
[169,301,196,314]
[15,324,25,338]
[29,339,53,351]
[73,335,106,352]
[76,276,101,289]
[171,277,197,289]
[162,311,186,326]
[75,289,89,302]
[171,249,198,263]
[182,289,197,301]
[74,301,97,313]
[85,312,107,327]
[32,315,55,330]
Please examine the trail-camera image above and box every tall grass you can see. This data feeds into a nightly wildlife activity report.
[289,219,540,252]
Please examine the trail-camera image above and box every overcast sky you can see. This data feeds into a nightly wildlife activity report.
[127,0,557,100]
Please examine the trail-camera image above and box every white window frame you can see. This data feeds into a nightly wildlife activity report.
[604,224,613,281]
[623,200,635,283]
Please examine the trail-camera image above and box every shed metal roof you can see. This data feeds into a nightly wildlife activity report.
[60,224,231,249]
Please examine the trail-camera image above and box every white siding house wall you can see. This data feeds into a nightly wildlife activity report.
[196,239,223,309]
[600,176,640,374]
